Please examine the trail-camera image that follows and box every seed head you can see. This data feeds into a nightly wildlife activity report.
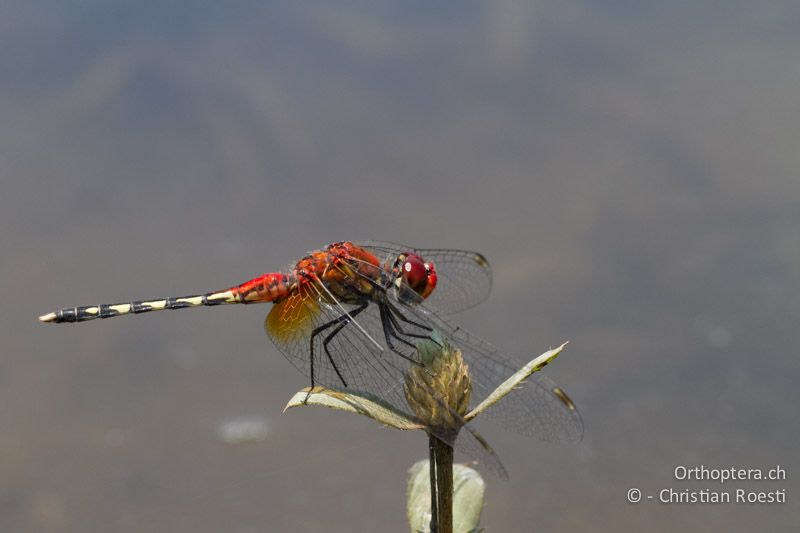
[404,336,472,432]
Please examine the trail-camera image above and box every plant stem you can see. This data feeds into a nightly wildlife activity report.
[429,434,453,533]
[429,436,439,533]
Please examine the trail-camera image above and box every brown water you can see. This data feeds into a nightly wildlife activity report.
[2,2,799,531]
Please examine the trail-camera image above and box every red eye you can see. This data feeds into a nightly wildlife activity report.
[402,255,428,291]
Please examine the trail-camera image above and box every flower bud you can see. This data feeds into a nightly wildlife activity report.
[404,336,472,432]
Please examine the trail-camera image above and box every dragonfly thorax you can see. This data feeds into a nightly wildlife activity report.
[292,243,384,305]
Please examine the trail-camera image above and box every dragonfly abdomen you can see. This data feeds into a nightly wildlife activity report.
[39,291,240,323]
[39,273,293,324]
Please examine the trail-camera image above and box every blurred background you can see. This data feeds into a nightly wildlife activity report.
[2,1,799,531]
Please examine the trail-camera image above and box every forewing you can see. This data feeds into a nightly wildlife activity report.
[328,301,509,477]
[355,241,493,314]
[393,299,584,443]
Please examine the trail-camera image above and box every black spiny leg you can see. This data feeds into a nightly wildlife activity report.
[321,323,350,387]
[387,302,443,347]
[387,302,434,332]
[379,305,424,367]
[308,302,368,390]
[386,306,432,341]
[320,303,368,388]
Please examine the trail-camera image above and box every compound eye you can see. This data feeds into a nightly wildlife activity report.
[402,255,428,292]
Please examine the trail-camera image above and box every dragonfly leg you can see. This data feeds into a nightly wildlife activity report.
[378,305,424,367]
[386,302,442,347]
[309,302,368,389]
[386,305,433,341]
[386,301,433,333]
[321,323,349,387]
[380,307,415,350]
[320,303,368,388]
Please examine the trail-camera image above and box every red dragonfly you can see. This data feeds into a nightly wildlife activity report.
[40,241,582,476]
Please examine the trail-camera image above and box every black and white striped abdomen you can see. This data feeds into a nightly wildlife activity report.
[39,291,238,323]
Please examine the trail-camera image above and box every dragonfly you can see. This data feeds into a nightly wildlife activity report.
[39,241,582,476]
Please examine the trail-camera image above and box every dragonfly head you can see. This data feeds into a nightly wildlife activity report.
[394,252,437,303]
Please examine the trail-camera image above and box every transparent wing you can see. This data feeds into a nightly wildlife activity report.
[325,249,583,443]
[264,279,508,477]
[355,241,493,314]
[265,284,400,400]
[397,300,584,443]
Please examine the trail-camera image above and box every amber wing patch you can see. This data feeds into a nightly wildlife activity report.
[265,287,321,342]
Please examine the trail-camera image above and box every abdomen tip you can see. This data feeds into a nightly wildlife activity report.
[39,312,57,323]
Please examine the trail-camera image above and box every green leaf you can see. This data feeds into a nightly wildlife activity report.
[407,460,485,533]
[465,342,569,421]
[284,386,423,430]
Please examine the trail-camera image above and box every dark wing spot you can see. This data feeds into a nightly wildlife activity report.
[552,387,576,411]
[473,253,489,268]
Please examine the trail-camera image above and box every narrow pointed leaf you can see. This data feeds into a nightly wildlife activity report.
[284,386,423,430]
[465,342,569,421]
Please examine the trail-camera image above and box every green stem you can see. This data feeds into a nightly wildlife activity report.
[429,434,453,533]
[429,435,439,533]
